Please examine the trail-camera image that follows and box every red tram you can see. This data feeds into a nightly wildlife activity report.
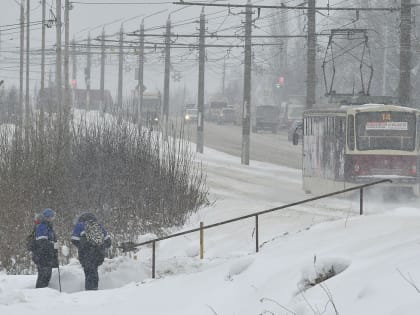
[300,104,420,196]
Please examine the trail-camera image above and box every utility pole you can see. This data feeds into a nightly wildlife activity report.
[222,55,226,96]
[382,22,389,95]
[306,0,316,109]
[64,0,70,122]
[118,25,124,112]
[19,1,24,127]
[25,0,30,135]
[41,0,46,92]
[72,37,77,82]
[163,16,171,126]
[399,0,411,106]
[62,0,71,156]
[100,29,106,114]
[56,0,62,117]
[197,9,205,154]
[241,0,252,166]
[86,34,91,110]
[137,20,145,124]
[72,37,77,107]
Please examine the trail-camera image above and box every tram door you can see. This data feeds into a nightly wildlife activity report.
[334,117,346,183]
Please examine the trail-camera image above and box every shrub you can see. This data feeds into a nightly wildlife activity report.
[0,111,208,273]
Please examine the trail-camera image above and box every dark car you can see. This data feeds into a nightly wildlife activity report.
[184,108,198,124]
[217,108,236,125]
[252,105,280,133]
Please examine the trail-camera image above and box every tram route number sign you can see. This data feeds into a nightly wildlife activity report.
[365,121,408,131]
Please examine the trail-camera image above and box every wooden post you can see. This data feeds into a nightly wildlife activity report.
[200,221,204,259]
[255,215,259,252]
[152,241,156,279]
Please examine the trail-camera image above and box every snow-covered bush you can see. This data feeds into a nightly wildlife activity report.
[0,111,208,273]
[298,256,350,291]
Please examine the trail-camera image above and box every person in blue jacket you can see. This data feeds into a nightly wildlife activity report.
[71,212,111,290]
[34,208,59,288]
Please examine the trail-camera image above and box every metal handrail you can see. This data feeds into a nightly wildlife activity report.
[119,179,392,278]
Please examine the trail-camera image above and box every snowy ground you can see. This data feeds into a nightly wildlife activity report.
[2,144,420,314]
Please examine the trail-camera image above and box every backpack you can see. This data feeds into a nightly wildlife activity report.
[26,226,36,252]
[84,221,104,246]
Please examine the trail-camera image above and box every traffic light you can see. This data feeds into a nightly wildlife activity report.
[275,76,285,89]
[279,76,285,87]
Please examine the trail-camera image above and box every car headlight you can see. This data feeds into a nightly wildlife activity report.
[154,117,159,121]
[185,115,190,120]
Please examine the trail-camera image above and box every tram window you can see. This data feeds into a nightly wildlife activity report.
[347,115,355,150]
[309,118,314,136]
[325,117,328,135]
[338,118,344,134]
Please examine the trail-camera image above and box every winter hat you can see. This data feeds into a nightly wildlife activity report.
[77,212,97,223]
[42,208,56,219]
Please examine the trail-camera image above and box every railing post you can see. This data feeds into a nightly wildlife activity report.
[360,187,364,215]
[152,241,156,279]
[255,215,259,253]
[200,221,204,259]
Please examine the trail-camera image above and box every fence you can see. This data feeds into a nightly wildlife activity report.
[120,179,392,278]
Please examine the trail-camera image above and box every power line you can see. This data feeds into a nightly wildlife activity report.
[72,1,173,4]
[126,33,308,39]
[172,2,401,12]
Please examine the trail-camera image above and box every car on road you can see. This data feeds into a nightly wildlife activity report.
[184,108,198,124]
[217,107,236,125]
[252,105,280,133]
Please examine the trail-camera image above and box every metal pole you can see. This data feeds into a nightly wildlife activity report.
[152,241,156,279]
[197,9,205,154]
[138,20,145,124]
[41,0,46,92]
[382,22,389,95]
[399,0,411,106]
[100,29,105,113]
[255,215,259,253]
[64,0,70,121]
[86,34,91,110]
[200,221,204,259]
[56,0,62,117]
[306,0,316,109]
[163,16,171,127]
[19,1,24,127]
[241,0,252,166]
[72,37,77,84]
[25,0,30,138]
[222,55,226,96]
[118,25,124,112]
[360,188,364,215]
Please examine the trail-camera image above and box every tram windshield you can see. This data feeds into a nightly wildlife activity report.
[355,111,416,151]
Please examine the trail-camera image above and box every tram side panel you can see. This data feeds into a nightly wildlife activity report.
[303,115,346,195]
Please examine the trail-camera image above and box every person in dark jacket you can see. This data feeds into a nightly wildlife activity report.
[34,208,59,288]
[71,212,111,290]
